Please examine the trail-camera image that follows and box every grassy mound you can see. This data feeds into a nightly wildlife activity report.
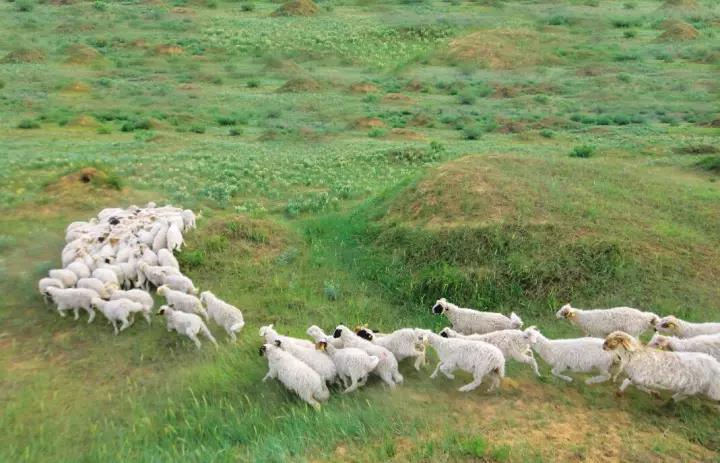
[262,57,305,76]
[64,44,102,64]
[349,82,378,94]
[271,0,319,17]
[444,28,547,69]
[277,77,320,92]
[45,167,122,197]
[1,48,45,64]
[661,0,699,9]
[154,44,184,56]
[658,20,699,41]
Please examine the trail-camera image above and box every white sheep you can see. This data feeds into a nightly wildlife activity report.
[648,333,720,362]
[306,325,342,348]
[163,274,198,294]
[38,277,64,303]
[152,222,168,252]
[260,324,315,349]
[110,289,154,324]
[200,291,245,342]
[423,331,505,392]
[49,269,78,288]
[355,327,427,370]
[77,277,115,299]
[556,303,658,338]
[166,223,184,251]
[432,298,522,335]
[66,260,91,280]
[157,305,217,349]
[529,327,615,384]
[157,248,179,269]
[137,262,180,289]
[274,338,337,385]
[91,267,119,287]
[333,325,403,388]
[604,331,720,402]
[182,209,196,230]
[157,285,207,320]
[91,297,144,335]
[259,343,330,410]
[440,327,540,376]
[654,315,720,339]
[46,287,98,322]
[316,338,379,393]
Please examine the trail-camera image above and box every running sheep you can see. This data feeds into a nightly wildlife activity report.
[260,324,315,349]
[109,289,154,324]
[46,287,98,322]
[648,333,720,362]
[604,331,720,402]
[259,343,330,410]
[77,277,115,299]
[654,315,720,339]
[316,338,379,393]
[38,278,64,303]
[556,303,658,338]
[200,291,245,342]
[91,297,145,335]
[333,325,403,388]
[157,285,208,321]
[157,305,217,349]
[432,298,522,335]
[355,327,428,370]
[274,339,337,385]
[307,325,342,348]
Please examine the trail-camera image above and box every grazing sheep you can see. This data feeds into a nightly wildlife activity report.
[49,269,78,288]
[259,343,330,410]
[648,333,720,362]
[109,289,154,324]
[157,285,207,320]
[38,277,64,303]
[77,277,114,299]
[260,324,315,349]
[333,325,403,388]
[66,260,91,280]
[654,315,720,339]
[440,327,540,377]
[556,303,658,338]
[355,327,427,370]
[604,331,720,402]
[163,274,198,294]
[46,287,98,322]
[274,339,337,385]
[306,325,342,348]
[166,223,184,251]
[431,298,522,335]
[423,331,505,392]
[316,338,379,393]
[157,248,179,269]
[91,297,144,335]
[530,327,615,384]
[200,291,245,342]
[91,267,119,287]
[157,305,217,349]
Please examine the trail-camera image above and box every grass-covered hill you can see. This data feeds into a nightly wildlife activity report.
[1,0,719,461]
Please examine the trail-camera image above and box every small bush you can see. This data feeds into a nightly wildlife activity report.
[569,145,596,158]
[617,73,631,82]
[229,128,243,136]
[121,118,151,132]
[241,2,255,11]
[189,125,206,134]
[177,249,205,268]
[540,129,554,138]
[15,0,34,12]
[457,89,476,105]
[624,30,637,38]
[462,124,483,140]
[368,128,387,138]
[93,1,108,11]
[696,156,720,173]
[247,79,260,88]
[17,119,40,129]
[97,125,112,135]
[216,116,237,126]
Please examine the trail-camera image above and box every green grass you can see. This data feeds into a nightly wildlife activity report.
[1,0,720,461]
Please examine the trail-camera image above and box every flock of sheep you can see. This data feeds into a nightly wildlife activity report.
[38,204,720,410]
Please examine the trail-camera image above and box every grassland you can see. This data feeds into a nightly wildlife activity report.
[1,0,719,461]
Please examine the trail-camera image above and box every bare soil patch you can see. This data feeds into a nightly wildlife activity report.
[658,19,699,41]
[1,48,46,64]
[64,44,102,64]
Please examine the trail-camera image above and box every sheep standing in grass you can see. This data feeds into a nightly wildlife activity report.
[261,324,315,349]
[333,325,403,388]
[423,331,505,392]
[110,289,154,324]
[274,339,337,385]
[49,269,78,288]
[157,285,207,320]
[76,277,115,299]
[316,338,379,393]
[200,291,245,342]
[166,223,184,251]
[440,327,541,376]
[137,263,180,289]
[163,274,198,294]
[91,297,144,335]
[648,333,720,362]
[604,331,720,402]
[355,327,428,370]
[556,304,658,338]
[157,305,217,349]
[259,343,330,410]
[529,327,615,384]
[66,260,91,280]
[431,298,522,335]
[46,287,98,322]
[38,278,64,303]
[654,315,720,339]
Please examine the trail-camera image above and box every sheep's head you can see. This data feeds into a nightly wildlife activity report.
[156,306,170,316]
[432,298,448,315]
[199,291,209,304]
[307,325,323,339]
[439,327,453,338]
[259,324,274,338]
[556,304,575,320]
[90,297,103,310]
[333,325,349,339]
[655,316,680,335]
[647,334,671,351]
[258,345,267,357]
[157,285,168,296]
[603,331,638,352]
[356,328,374,341]
[274,339,282,348]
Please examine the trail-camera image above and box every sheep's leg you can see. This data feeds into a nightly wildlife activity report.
[617,378,633,396]
[672,392,688,402]
[413,352,426,371]
[228,328,237,343]
[73,308,80,320]
[439,363,456,380]
[358,375,368,387]
[118,317,131,334]
[304,396,321,411]
[392,370,404,385]
[57,304,67,318]
[585,371,611,385]
[86,307,95,324]
[379,371,397,389]
[486,371,502,392]
[112,320,119,336]
[262,369,276,383]
[458,377,483,392]
[430,361,443,379]
[551,366,573,382]
[339,375,349,389]
[515,352,541,377]
[143,311,151,325]
[344,376,361,393]
[186,331,202,349]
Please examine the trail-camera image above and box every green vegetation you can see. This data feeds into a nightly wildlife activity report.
[1,0,719,461]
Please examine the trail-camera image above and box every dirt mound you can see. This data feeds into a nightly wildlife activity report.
[1,48,46,64]
[271,0,319,17]
[154,44,184,56]
[446,28,543,70]
[404,80,425,92]
[63,81,91,93]
[56,22,96,33]
[658,20,699,41]
[661,0,699,9]
[387,128,427,141]
[46,167,122,196]
[67,115,99,127]
[353,117,385,129]
[263,58,305,76]
[349,82,378,94]
[382,93,414,104]
[64,44,102,64]
[277,77,320,93]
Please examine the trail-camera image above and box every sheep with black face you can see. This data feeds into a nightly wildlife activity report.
[432,298,522,335]
[355,327,427,370]
[333,325,403,388]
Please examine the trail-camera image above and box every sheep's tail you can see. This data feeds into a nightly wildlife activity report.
[523,326,539,345]
[493,360,505,379]
[392,370,404,385]
[368,355,380,371]
[510,312,523,329]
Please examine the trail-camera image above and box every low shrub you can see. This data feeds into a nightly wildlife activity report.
[569,145,596,158]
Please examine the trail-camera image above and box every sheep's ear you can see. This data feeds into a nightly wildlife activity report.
[274,339,281,347]
[620,337,634,351]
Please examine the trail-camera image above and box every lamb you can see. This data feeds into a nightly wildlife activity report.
[604,331,720,402]
[91,297,144,335]
[654,315,720,339]
[423,331,505,392]
[440,327,540,376]
[77,277,114,299]
[166,223,184,251]
[163,274,198,294]
[260,324,315,349]
[200,291,245,342]
[157,305,217,349]
[91,268,119,287]
[431,298,522,335]
[648,333,720,362]
[259,343,330,410]
[306,325,342,348]
[529,327,615,384]
[38,277,64,303]
[137,263,180,289]
[274,339,337,385]
[46,287,98,322]
[66,260,91,279]
[556,303,659,338]
[109,289,154,324]
[333,325,403,388]
[316,338,379,393]
[355,327,427,370]
[157,285,208,320]
[157,248,179,269]
[49,269,78,288]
